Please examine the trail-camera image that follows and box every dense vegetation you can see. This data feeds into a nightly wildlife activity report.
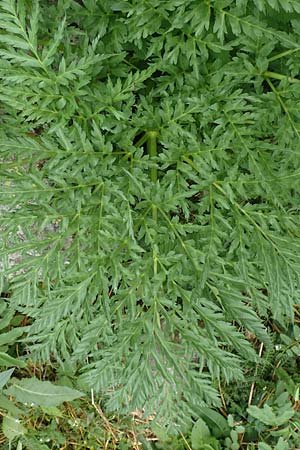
[1,0,300,447]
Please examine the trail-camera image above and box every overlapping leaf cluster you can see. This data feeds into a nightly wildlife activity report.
[1,0,300,424]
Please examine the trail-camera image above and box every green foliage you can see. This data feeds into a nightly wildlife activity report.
[152,367,300,450]
[0,366,146,449]
[0,346,300,449]
[222,379,300,449]
[197,407,230,439]
[1,0,300,427]
[0,367,84,443]
[6,377,84,407]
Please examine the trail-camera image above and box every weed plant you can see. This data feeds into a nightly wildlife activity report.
[1,0,300,432]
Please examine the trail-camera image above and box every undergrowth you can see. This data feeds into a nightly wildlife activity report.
[1,0,300,447]
[1,331,300,449]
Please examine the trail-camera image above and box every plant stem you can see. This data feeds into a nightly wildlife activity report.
[147,131,159,275]
[263,71,300,83]
[147,131,158,222]
[147,131,158,183]
[134,132,148,148]
[268,47,300,62]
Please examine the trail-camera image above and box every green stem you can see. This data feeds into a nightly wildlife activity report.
[147,131,158,184]
[263,71,300,83]
[147,131,159,276]
[268,48,300,62]
[134,132,148,148]
[147,131,158,223]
